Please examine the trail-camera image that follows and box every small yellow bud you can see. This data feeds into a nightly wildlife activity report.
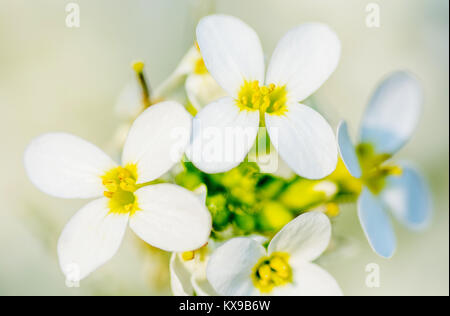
[181,251,195,261]
[132,61,145,73]
[389,166,403,176]
[325,203,340,217]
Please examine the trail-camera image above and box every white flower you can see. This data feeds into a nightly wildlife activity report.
[336,71,431,258]
[24,101,212,281]
[170,241,219,296]
[206,212,342,296]
[189,15,340,179]
[154,46,226,111]
[170,234,268,296]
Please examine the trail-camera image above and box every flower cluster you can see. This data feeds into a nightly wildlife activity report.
[24,14,431,296]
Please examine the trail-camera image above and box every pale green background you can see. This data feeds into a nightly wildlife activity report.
[0,0,448,295]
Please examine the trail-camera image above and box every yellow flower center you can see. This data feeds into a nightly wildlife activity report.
[252,252,292,293]
[102,164,140,215]
[237,81,288,123]
[357,143,402,195]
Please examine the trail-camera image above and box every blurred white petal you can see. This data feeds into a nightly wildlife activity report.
[360,71,423,154]
[382,164,432,230]
[358,188,396,258]
[337,121,362,178]
[192,275,218,296]
[185,73,227,110]
[170,253,194,296]
[153,47,199,100]
[115,81,145,120]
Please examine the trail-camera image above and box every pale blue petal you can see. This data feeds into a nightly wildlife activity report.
[382,163,432,230]
[337,121,362,178]
[359,71,423,155]
[358,188,396,258]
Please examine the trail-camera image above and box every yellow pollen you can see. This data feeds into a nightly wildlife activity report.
[252,252,292,293]
[357,143,402,195]
[236,81,288,124]
[102,164,140,215]
[194,57,208,75]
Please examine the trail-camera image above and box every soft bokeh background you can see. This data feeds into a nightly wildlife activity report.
[0,0,448,296]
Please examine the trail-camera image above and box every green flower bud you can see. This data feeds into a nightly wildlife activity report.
[258,201,293,232]
[207,194,230,231]
[234,210,256,232]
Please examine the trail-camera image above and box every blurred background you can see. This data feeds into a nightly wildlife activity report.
[0,0,448,295]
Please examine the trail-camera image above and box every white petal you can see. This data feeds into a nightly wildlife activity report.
[130,184,212,252]
[266,23,341,102]
[358,188,396,258]
[188,97,259,173]
[58,198,129,281]
[206,237,265,296]
[337,121,362,178]
[153,47,198,99]
[192,276,218,296]
[196,14,265,97]
[360,71,423,154]
[115,81,145,120]
[170,253,194,296]
[268,212,331,264]
[185,73,227,110]
[382,164,432,230]
[266,104,338,180]
[122,101,192,184]
[24,133,117,199]
[271,262,342,296]
[194,184,208,205]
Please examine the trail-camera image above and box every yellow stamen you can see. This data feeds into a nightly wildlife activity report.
[194,57,208,75]
[103,191,114,199]
[356,143,402,195]
[252,252,292,293]
[324,203,340,217]
[131,61,152,108]
[269,256,290,278]
[258,264,272,281]
[102,164,140,215]
[236,81,288,126]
